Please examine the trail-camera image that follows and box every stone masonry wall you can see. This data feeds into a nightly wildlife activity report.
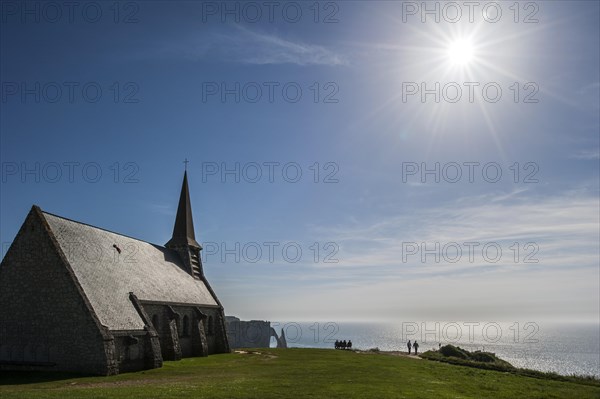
[112,332,149,373]
[0,208,114,375]
[142,303,223,357]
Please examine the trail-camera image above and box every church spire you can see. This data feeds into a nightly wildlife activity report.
[166,170,201,249]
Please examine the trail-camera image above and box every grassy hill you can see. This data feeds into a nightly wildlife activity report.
[1,348,598,398]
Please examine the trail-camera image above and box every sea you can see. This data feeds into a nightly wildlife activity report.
[270,321,600,378]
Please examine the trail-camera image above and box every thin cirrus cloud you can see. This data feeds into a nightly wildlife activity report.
[159,25,347,66]
[570,149,600,160]
[208,187,599,284]
[309,189,599,275]
[215,190,599,321]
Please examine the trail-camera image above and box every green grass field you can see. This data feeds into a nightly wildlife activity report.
[1,348,598,398]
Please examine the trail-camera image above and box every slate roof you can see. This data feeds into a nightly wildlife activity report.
[42,211,218,331]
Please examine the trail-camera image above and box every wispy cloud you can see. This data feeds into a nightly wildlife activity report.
[220,25,347,66]
[310,190,599,277]
[156,25,347,66]
[570,149,600,160]
[145,203,174,216]
[222,191,599,321]
[577,81,600,95]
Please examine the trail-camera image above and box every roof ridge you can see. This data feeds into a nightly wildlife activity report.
[41,209,167,249]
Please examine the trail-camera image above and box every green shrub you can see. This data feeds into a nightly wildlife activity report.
[421,346,599,388]
[439,344,470,359]
[471,351,498,363]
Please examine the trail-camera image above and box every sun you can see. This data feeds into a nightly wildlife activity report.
[447,39,474,66]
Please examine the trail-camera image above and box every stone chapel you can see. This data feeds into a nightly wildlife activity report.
[0,171,229,375]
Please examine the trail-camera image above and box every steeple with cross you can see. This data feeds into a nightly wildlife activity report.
[165,166,203,279]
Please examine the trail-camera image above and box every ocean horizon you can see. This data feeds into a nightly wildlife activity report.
[270,321,600,378]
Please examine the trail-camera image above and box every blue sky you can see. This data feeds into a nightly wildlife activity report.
[1,1,598,323]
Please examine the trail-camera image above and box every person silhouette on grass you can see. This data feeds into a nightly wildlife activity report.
[413,341,419,355]
[407,340,412,355]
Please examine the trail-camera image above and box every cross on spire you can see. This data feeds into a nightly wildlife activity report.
[183,158,189,171]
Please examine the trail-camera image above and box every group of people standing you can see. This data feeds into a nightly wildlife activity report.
[334,340,353,350]
[331,339,428,354]
[407,340,419,355]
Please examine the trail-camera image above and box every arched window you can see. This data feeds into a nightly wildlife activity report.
[152,314,160,332]
[208,316,214,336]
[182,315,189,337]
